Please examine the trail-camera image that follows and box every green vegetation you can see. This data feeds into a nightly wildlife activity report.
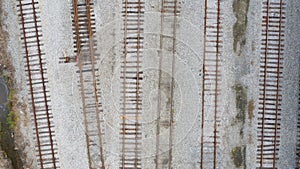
[8,89,15,101]
[5,80,18,130]
[0,1,23,167]
[231,146,246,168]
[7,111,16,130]
[232,0,250,55]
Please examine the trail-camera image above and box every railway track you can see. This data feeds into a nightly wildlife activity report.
[120,0,144,169]
[200,0,222,169]
[256,0,286,168]
[72,0,105,168]
[16,0,59,168]
[155,0,179,169]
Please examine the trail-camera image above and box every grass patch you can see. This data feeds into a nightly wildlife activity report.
[1,74,18,131]
[7,111,17,130]
[8,89,16,101]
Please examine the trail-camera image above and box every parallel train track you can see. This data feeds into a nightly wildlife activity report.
[17,0,59,168]
[200,0,222,168]
[256,0,286,168]
[15,0,296,168]
[155,0,179,169]
[120,0,144,168]
[72,0,105,168]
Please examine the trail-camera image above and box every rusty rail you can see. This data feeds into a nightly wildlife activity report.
[120,0,144,168]
[200,0,222,168]
[17,0,59,168]
[257,0,285,168]
[72,0,105,168]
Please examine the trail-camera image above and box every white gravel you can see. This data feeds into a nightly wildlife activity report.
[1,0,299,168]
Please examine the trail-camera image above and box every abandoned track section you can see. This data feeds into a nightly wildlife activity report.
[17,0,59,168]
[256,0,286,168]
[120,0,144,168]
[155,0,179,169]
[72,0,105,168]
[200,0,222,169]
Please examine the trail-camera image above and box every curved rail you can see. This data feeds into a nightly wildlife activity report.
[72,0,105,168]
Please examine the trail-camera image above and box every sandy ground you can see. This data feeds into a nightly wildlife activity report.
[1,0,299,168]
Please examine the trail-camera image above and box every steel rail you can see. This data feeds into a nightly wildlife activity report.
[121,1,143,168]
[258,1,285,168]
[272,0,283,168]
[30,1,57,166]
[18,0,58,168]
[200,0,221,168]
[72,0,93,168]
[260,0,270,167]
[18,0,44,167]
[85,0,105,168]
[121,0,128,167]
[134,0,142,168]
